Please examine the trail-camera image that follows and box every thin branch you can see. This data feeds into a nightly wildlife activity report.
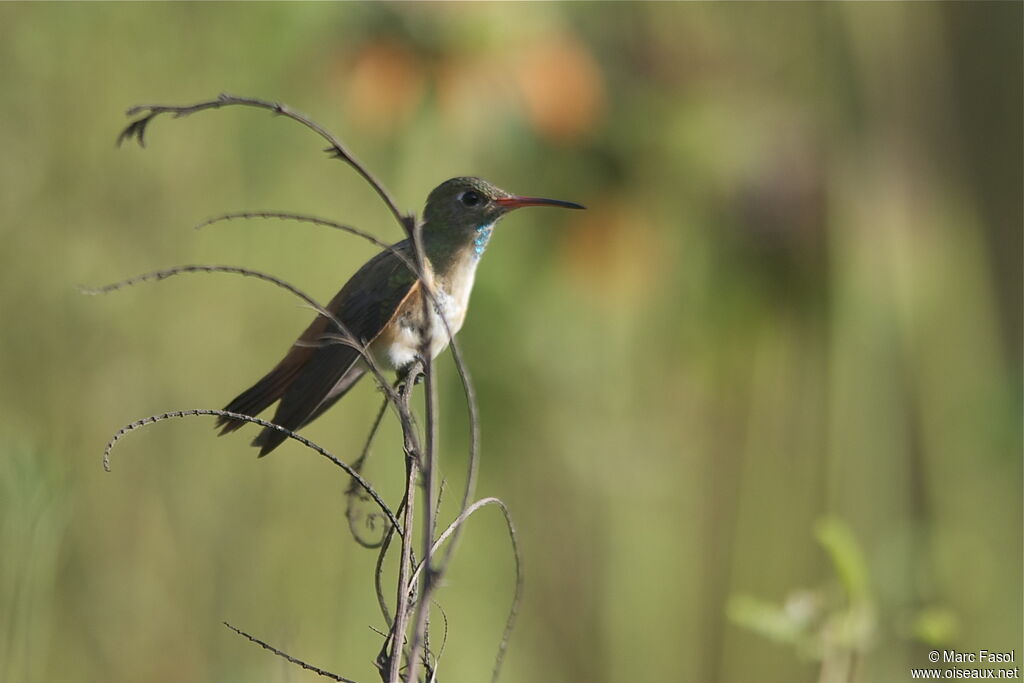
[405,359,439,683]
[408,497,522,683]
[194,211,421,277]
[426,601,449,683]
[81,263,397,404]
[436,337,480,572]
[387,364,424,683]
[385,464,415,683]
[223,621,355,683]
[102,409,401,535]
[81,263,316,309]
[346,396,392,549]
[120,93,414,235]
[374,502,402,629]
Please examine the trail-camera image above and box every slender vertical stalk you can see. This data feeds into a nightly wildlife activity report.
[387,370,424,683]
[388,451,417,683]
[405,359,439,681]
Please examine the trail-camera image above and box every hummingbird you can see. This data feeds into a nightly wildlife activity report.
[216,177,584,455]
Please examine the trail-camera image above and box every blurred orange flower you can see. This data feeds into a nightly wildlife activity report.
[513,34,606,143]
[343,39,427,132]
[332,29,605,143]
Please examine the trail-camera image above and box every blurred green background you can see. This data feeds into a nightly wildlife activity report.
[1,3,1020,682]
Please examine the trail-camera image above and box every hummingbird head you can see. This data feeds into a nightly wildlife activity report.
[422,177,585,235]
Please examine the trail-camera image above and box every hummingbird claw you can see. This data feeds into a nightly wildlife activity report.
[394,360,426,394]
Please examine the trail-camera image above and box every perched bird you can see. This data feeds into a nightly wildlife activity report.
[216,177,584,455]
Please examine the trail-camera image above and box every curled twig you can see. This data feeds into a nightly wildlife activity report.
[345,396,391,548]
[374,501,403,629]
[119,93,414,236]
[408,497,522,683]
[102,408,401,535]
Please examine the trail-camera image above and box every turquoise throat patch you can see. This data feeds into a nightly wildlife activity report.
[473,223,494,258]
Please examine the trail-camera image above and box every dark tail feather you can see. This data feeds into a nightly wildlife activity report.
[250,358,364,454]
[297,365,367,428]
[216,362,302,435]
[252,424,291,457]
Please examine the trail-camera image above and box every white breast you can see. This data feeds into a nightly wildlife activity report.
[373,247,482,371]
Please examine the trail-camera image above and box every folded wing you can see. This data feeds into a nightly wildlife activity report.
[217,239,418,455]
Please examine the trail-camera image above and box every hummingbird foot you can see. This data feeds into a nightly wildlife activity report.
[395,358,426,389]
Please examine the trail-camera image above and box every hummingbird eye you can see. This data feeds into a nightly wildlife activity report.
[458,190,482,207]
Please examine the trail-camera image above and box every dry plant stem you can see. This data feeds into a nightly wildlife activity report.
[195,211,421,278]
[223,622,356,683]
[120,93,415,236]
[387,368,424,683]
[81,264,397,405]
[407,497,523,683]
[102,409,400,533]
[435,338,480,572]
[404,362,439,683]
[421,479,448,676]
[346,396,392,549]
[388,450,418,683]
[427,601,449,682]
[375,503,402,628]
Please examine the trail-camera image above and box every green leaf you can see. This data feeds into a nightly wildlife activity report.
[815,517,869,603]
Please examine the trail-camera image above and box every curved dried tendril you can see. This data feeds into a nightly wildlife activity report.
[102,408,401,535]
